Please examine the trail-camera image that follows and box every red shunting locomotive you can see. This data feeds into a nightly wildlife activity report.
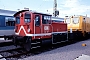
[13,10,68,51]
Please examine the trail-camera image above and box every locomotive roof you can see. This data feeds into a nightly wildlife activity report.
[14,10,28,17]
[14,10,52,17]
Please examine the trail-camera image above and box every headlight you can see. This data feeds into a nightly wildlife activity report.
[28,29,30,32]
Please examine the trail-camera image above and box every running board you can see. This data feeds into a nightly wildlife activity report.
[31,42,41,44]
[52,40,68,44]
[31,46,41,49]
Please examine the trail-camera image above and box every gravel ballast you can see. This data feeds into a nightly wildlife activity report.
[19,39,90,60]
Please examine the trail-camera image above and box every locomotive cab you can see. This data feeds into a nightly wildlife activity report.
[64,16,82,41]
[14,10,52,39]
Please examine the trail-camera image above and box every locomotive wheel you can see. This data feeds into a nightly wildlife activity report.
[24,37,31,51]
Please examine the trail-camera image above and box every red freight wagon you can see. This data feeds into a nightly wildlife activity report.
[13,10,68,51]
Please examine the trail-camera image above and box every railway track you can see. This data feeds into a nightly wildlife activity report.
[0,49,27,59]
[0,41,13,47]
[0,38,88,60]
[0,45,23,60]
[0,41,71,60]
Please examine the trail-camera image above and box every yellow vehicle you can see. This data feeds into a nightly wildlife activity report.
[64,15,90,41]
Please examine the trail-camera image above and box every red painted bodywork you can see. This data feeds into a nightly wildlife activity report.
[14,10,67,40]
[52,22,67,32]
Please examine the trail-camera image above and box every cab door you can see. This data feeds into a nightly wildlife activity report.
[33,14,41,39]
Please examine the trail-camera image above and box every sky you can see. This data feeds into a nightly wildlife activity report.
[0,0,90,18]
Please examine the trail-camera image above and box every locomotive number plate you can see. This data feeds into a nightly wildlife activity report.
[44,26,49,30]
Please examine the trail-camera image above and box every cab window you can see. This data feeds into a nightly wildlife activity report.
[16,16,20,24]
[73,18,79,24]
[24,13,31,23]
[65,18,70,24]
[35,15,40,26]
[42,15,51,24]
